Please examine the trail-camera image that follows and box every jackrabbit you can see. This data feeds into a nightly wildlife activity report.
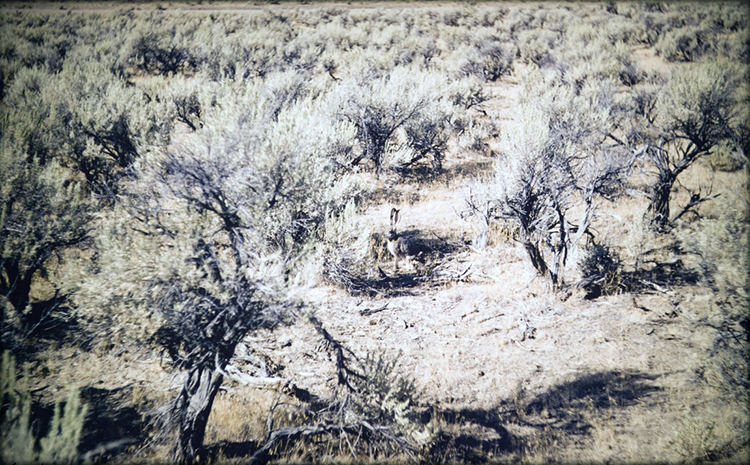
[387,208,415,271]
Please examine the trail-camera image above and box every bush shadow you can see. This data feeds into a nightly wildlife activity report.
[77,385,148,463]
[510,371,662,432]
[623,258,701,293]
[427,370,662,462]
[325,231,464,298]
[204,439,261,461]
[582,254,702,300]
[425,406,513,463]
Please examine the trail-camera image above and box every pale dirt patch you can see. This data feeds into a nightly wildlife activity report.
[9,3,747,462]
[633,44,676,76]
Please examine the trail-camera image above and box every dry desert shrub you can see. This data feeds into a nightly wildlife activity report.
[1,2,749,464]
[1,351,87,465]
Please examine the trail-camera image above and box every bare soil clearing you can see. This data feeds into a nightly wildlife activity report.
[5,2,748,463]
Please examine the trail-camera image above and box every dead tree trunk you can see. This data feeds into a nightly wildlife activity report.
[523,239,548,279]
[163,291,258,464]
[648,169,676,231]
[170,366,225,464]
[549,202,569,290]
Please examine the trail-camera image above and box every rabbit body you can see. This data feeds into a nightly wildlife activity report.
[387,231,411,258]
[387,208,416,271]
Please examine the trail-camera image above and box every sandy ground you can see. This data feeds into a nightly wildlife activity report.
[11,2,748,462]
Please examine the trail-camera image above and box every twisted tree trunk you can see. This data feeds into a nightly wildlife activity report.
[170,366,225,464]
[523,240,548,279]
[649,169,676,231]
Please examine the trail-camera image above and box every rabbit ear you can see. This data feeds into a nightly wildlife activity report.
[390,208,399,227]
[393,209,400,226]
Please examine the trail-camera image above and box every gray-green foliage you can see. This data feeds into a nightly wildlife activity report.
[72,75,354,462]
[355,351,417,429]
[0,2,747,462]
[674,200,749,425]
[656,26,715,62]
[0,142,90,333]
[2,60,168,192]
[123,12,200,76]
[1,351,87,465]
[644,61,741,229]
[656,62,739,143]
[74,74,350,341]
[38,387,88,464]
[487,69,632,287]
[454,38,516,82]
[558,35,643,87]
[517,28,561,66]
[332,66,460,175]
[1,351,34,463]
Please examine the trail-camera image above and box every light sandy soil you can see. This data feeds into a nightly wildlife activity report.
[11,2,748,463]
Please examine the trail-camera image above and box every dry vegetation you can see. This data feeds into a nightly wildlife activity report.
[1,1,749,464]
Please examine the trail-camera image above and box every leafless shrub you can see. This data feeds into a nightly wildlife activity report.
[578,243,624,298]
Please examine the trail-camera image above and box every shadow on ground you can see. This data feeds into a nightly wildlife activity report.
[582,255,702,300]
[426,370,662,463]
[77,385,148,463]
[625,258,701,292]
[205,440,261,461]
[325,233,464,298]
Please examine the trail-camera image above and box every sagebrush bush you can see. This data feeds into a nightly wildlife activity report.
[331,66,458,176]
[517,28,561,66]
[490,68,632,288]
[641,12,673,46]
[454,39,516,82]
[707,140,747,172]
[644,61,742,229]
[2,58,169,192]
[0,144,90,337]
[123,12,201,75]
[579,243,624,296]
[71,76,353,462]
[1,352,87,465]
[674,206,749,301]
[656,26,716,62]
[558,37,642,87]
[355,351,418,429]
[1,3,748,463]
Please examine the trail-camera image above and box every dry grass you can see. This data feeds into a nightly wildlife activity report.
[5,1,748,463]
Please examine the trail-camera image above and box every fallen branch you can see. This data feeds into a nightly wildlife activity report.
[479,312,505,324]
[640,279,674,294]
[360,303,389,316]
[671,192,720,223]
[223,365,286,388]
[433,263,472,282]
[248,420,417,465]
[248,424,358,465]
[468,268,502,283]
